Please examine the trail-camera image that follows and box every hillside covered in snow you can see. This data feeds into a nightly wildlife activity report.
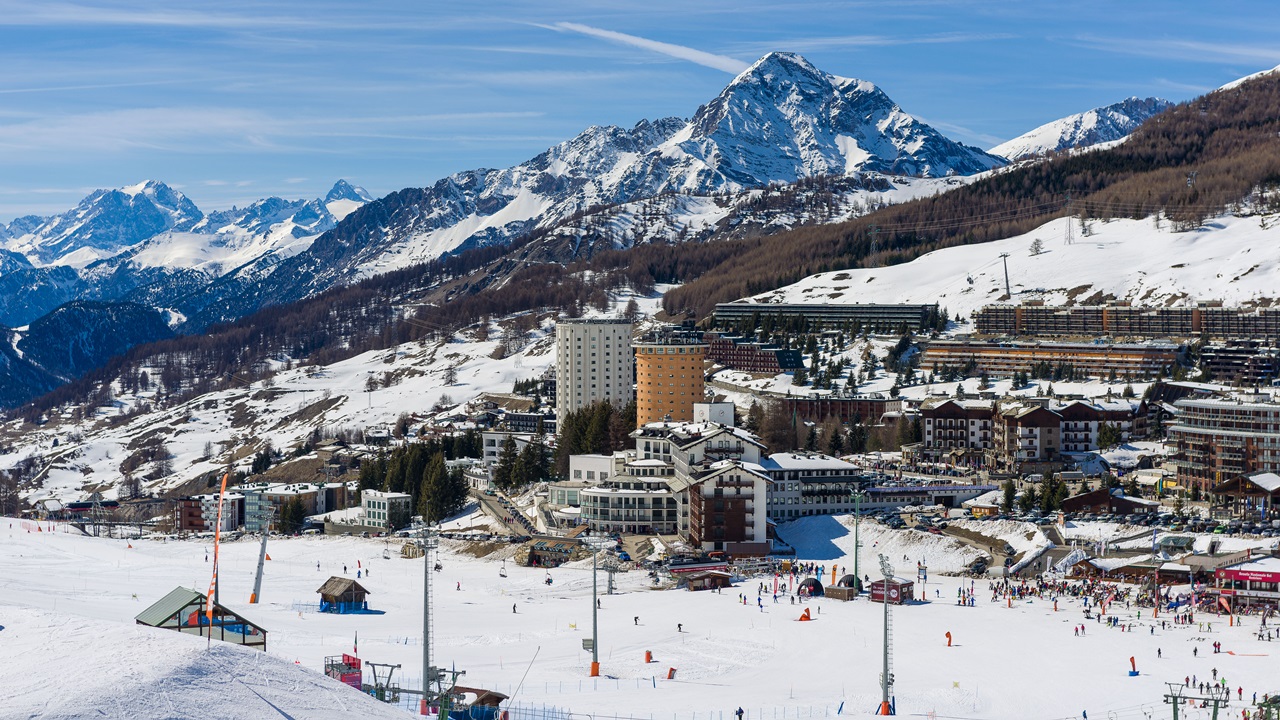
[738,211,1280,320]
[988,97,1173,161]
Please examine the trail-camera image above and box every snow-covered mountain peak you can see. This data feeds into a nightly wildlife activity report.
[325,179,373,204]
[7,180,204,266]
[989,96,1173,161]
[673,52,1002,185]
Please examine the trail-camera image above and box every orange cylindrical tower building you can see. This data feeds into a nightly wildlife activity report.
[634,332,707,427]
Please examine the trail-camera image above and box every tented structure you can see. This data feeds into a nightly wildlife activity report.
[135,586,267,650]
[798,577,824,596]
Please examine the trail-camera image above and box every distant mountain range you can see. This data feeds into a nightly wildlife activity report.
[989,97,1173,161]
[0,179,372,328]
[0,52,1172,407]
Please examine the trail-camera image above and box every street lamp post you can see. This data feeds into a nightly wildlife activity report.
[877,554,895,716]
[851,489,867,592]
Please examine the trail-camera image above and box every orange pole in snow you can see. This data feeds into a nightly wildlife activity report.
[946,631,952,647]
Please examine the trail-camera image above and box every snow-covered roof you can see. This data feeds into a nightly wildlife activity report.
[759,453,858,472]
[962,489,1002,508]
[1244,472,1280,492]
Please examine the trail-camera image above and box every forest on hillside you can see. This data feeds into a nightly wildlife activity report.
[662,74,1280,319]
[15,73,1280,421]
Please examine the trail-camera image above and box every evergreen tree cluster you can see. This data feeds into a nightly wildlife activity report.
[553,401,637,477]
[356,440,472,524]
[492,432,553,492]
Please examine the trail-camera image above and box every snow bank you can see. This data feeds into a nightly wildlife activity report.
[0,606,411,720]
[777,514,983,574]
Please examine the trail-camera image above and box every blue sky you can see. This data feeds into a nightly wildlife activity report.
[1,0,1278,220]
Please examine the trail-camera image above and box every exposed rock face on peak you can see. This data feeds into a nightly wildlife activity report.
[989,96,1174,161]
[668,52,1004,186]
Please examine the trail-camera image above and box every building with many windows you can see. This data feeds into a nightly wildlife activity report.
[760,452,871,520]
[671,459,771,556]
[920,339,1179,379]
[554,318,633,417]
[1169,393,1280,492]
[702,332,802,373]
[712,302,938,332]
[919,399,995,457]
[974,300,1280,341]
[579,458,681,535]
[361,489,413,531]
[634,329,707,426]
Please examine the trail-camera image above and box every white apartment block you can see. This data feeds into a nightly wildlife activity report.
[555,318,634,417]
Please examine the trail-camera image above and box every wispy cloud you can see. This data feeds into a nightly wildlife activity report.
[547,22,749,74]
[1065,35,1280,67]
[738,31,1016,54]
[0,79,189,95]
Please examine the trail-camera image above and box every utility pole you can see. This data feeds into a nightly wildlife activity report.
[420,511,441,715]
[998,253,1011,299]
[1064,193,1073,245]
[850,489,866,592]
[877,554,896,716]
[590,536,600,677]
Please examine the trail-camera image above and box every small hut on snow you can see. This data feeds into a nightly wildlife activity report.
[317,577,371,613]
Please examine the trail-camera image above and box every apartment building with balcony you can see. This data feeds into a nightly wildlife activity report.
[780,394,902,425]
[919,399,995,459]
[990,403,1063,473]
[702,331,803,373]
[579,458,680,535]
[195,492,245,533]
[974,300,1280,341]
[1169,393,1280,492]
[920,339,1179,380]
[554,318,634,416]
[634,329,708,426]
[670,459,771,556]
[1057,399,1144,453]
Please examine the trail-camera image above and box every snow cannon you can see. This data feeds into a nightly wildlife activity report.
[946,631,952,647]
[798,608,812,622]
[1128,656,1139,677]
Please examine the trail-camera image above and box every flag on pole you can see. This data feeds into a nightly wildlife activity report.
[206,472,230,634]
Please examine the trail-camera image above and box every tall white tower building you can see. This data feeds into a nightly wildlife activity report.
[555,318,634,418]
